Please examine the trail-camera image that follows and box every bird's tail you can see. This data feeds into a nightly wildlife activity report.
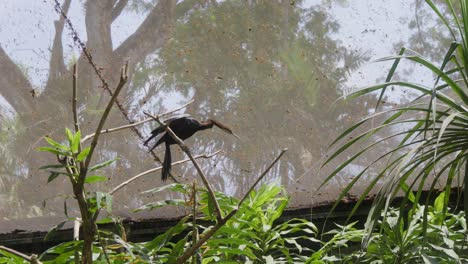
[161,143,172,181]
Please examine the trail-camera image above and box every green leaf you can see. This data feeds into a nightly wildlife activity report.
[89,158,119,172]
[375,47,406,110]
[71,130,81,153]
[263,255,275,264]
[76,146,91,162]
[48,171,62,183]
[45,137,69,150]
[96,217,114,224]
[145,216,189,252]
[37,146,69,156]
[434,191,446,213]
[65,128,74,146]
[44,220,67,240]
[105,193,113,213]
[142,183,189,194]
[96,192,103,210]
[430,244,460,260]
[204,247,256,259]
[168,236,188,259]
[135,199,186,212]
[207,193,215,219]
[40,240,82,260]
[84,175,107,184]
[39,164,67,170]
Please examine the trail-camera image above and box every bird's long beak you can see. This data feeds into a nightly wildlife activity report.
[232,132,240,140]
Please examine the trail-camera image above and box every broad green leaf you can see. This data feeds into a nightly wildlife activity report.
[84,175,107,184]
[71,130,81,153]
[434,190,446,213]
[430,244,460,260]
[76,146,91,162]
[263,255,275,264]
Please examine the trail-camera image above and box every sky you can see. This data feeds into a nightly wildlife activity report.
[0,0,438,107]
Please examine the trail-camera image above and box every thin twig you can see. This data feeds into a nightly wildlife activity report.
[72,64,79,132]
[237,148,288,206]
[81,100,193,143]
[191,181,198,264]
[0,246,42,264]
[143,111,223,221]
[71,63,85,170]
[176,149,287,264]
[109,150,221,195]
[82,62,128,176]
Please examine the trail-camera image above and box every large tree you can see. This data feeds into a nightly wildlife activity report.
[0,0,369,225]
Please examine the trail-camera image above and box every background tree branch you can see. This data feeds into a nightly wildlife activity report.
[114,0,176,63]
[111,0,128,22]
[0,46,34,114]
[46,0,71,88]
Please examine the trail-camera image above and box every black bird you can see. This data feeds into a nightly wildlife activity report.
[144,116,239,181]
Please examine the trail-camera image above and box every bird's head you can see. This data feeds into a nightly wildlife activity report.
[208,119,240,139]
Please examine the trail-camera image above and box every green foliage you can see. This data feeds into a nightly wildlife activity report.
[130,182,321,263]
[202,184,319,263]
[304,192,467,264]
[321,0,468,245]
[0,248,29,263]
[34,128,119,261]
[3,180,468,263]
[359,192,468,263]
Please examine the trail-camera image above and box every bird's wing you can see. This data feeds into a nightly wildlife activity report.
[144,115,190,146]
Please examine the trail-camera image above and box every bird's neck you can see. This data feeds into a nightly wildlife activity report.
[199,122,214,130]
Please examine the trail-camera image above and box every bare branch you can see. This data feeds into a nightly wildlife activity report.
[82,62,128,177]
[191,181,199,264]
[47,0,71,87]
[81,100,193,143]
[0,246,42,264]
[111,0,128,21]
[143,111,224,221]
[0,46,34,113]
[176,149,288,263]
[110,150,221,195]
[114,0,176,62]
[237,148,288,206]
[72,64,79,132]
